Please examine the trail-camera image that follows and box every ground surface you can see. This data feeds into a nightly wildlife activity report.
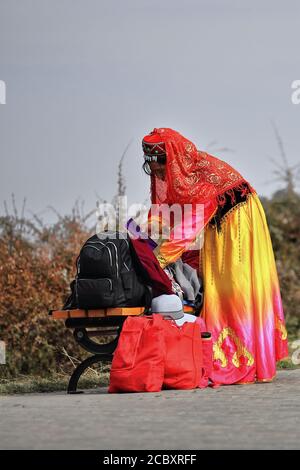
[0,370,299,450]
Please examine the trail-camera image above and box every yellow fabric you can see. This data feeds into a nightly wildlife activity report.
[199,193,288,384]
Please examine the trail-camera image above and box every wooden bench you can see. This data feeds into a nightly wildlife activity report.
[49,305,195,393]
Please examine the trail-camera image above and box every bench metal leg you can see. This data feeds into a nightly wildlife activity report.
[73,328,119,354]
[67,354,113,394]
[65,316,125,394]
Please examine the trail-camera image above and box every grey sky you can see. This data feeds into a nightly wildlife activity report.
[0,0,299,224]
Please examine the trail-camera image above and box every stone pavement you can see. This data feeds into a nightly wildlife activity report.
[0,370,299,450]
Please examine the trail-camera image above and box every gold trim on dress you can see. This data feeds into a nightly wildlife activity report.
[256,374,276,383]
[156,253,168,270]
[210,194,252,231]
[275,317,288,340]
[213,327,255,368]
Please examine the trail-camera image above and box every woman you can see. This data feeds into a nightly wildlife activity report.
[142,127,288,385]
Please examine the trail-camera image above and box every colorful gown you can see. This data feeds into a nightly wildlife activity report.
[144,127,288,385]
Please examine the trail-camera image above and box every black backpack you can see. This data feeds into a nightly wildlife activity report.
[64,231,152,310]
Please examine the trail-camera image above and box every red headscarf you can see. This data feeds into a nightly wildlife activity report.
[143,128,254,208]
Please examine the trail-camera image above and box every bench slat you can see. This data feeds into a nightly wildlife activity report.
[49,304,195,320]
[49,307,145,320]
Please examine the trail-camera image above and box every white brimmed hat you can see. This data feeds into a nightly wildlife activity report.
[151,294,184,320]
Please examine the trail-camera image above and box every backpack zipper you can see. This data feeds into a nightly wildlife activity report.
[123,261,130,271]
[107,242,119,278]
[83,243,113,267]
[76,277,113,291]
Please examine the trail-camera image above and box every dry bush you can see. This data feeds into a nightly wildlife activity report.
[0,203,93,378]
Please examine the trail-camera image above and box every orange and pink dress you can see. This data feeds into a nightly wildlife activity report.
[144,127,288,385]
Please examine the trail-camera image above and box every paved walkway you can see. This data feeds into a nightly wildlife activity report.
[0,370,299,450]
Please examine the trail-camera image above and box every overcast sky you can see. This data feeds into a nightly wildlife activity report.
[0,0,299,224]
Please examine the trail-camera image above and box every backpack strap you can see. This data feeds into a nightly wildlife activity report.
[143,285,153,314]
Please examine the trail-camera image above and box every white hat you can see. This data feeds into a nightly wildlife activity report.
[151,294,184,320]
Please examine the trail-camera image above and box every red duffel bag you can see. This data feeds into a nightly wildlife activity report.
[108,314,165,393]
[162,320,203,390]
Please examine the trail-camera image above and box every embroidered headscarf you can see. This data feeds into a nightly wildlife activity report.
[142,128,254,209]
